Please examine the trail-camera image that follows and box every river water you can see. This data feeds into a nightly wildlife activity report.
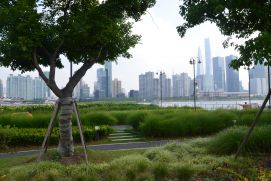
[159,99,267,110]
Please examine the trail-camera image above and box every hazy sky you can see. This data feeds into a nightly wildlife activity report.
[0,0,248,94]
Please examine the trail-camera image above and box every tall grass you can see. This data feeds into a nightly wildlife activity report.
[208,126,271,155]
[140,110,236,137]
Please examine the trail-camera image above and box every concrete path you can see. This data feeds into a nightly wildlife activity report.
[0,140,176,158]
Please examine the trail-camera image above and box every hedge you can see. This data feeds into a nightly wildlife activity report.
[0,125,112,148]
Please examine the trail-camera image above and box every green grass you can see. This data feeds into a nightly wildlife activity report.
[0,135,264,180]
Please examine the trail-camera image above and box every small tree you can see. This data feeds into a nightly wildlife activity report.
[0,0,155,157]
[177,0,271,68]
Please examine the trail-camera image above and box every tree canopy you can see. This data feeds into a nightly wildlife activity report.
[0,0,155,97]
[177,0,271,69]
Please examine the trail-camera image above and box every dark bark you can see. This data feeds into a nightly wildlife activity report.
[58,97,74,156]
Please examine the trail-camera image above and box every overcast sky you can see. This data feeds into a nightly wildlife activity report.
[0,0,248,94]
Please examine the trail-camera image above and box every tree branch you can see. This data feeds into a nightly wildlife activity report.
[62,47,103,95]
[32,48,62,97]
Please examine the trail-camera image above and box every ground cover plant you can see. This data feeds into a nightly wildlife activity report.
[1,132,271,180]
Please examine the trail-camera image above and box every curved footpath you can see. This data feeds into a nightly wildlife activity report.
[0,140,176,158]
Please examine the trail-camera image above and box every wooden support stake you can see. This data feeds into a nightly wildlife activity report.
[73,100,88,163]
[235,89,271,159]
[38,101,60,161]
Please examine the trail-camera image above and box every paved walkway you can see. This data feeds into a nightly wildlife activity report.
[0,140,175,158]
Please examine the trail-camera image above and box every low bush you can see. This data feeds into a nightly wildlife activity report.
[127,111,147,130]
[208,126,271,155]
[144,148,177,162]
[0,125,112,148]
[79,112,117,126]
[110,111,130,124]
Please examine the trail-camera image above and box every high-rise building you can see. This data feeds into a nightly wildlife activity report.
[74,80,90,99]
[6,74,48,100]
[160,73,171,98]
[94,62,112,99]
[25,75,34,100]
[129,90,139,98]
[172,73,191,97]
[0,79,3,97]
[213,57,225,91]
[112,78,122,97]
[204,38,214,92]
[225,55,240,92]
[96,68,107,98]
[250,64,268,95]
[139,72,159,99]
[196,47,204,76]
[80,83,90,99]
[251,78,267,96]
[104,61,112,98]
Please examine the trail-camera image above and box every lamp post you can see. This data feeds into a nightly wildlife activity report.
[156,71,164,107]
[189,58,201,109]
[248,67,251,105]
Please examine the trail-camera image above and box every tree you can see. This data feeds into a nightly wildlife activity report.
[0,0,155,157]
[177,0,271,68]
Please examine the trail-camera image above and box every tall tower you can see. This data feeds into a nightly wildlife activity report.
[104,61,112,98]
[204,38,214,92]
[196,47,204,76]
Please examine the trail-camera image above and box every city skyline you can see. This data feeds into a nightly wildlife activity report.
[0,0,248,94]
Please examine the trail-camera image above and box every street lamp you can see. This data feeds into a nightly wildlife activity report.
[248,67,251,105]
[189,57,201,109]
[156,71,164,107]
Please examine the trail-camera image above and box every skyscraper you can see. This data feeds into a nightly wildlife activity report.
[213,57,225,91]
[25,75,34,100]
[96,68,107,98]
[104,61,112,98]
[196,47,204,76]
[172,73,191,97]
[250,64,268,95]
[0,79,3,97]
[139,72,159,99]
[160,73,171,98]
[6,74,48,100]
[225,55,240,92]
[80,83,90,99]
[204,38,214,92]
[112,78,122,97]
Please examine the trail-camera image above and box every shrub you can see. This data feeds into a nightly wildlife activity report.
[0,125,112,148]
[106,154,151,181]
[153,163,169,181]
[144,148,177,162]
[208,126,271,155]
[79,112,117,126]
[127,111,147,130]
[110,111,129,125]
[170,164,196,181]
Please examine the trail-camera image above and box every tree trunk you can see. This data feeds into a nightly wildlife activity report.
[58,97,74,157]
